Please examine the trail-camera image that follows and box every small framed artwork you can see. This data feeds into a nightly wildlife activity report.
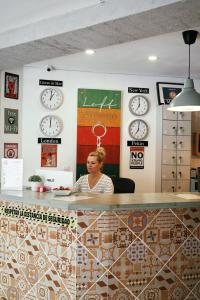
[41,144,57,167]
[4,108,18,134]
[156,82,183,105]
[4,72,19,99]
[4,143,18,158]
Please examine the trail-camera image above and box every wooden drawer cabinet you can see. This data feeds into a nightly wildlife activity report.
[161,106,191,192]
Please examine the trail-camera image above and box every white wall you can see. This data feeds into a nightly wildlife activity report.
[22,65,184,192]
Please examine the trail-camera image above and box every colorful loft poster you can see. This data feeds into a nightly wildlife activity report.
[76,88,121,179]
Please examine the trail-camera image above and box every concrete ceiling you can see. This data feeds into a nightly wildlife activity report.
[1,0,200,77]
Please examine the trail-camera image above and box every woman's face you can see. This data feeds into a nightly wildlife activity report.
[87,155,102,174]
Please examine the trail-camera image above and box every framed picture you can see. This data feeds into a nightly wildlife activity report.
[41,144,57,167]
[4,72,19,99]
[4,108,18,134]
[4,143,18,158]
[156,82,183,105]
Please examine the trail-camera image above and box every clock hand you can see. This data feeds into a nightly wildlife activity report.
[50,90,54,101]
[50,117,52,128]
[136,120,140,133]
[136,98,141,111]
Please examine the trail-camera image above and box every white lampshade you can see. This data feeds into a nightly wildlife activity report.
[168,78,200,111]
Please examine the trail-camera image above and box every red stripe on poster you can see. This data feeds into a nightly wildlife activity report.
[77,127,120,145]
[77,145,120,164]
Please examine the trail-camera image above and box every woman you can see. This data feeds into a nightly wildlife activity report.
[73,147,114,194]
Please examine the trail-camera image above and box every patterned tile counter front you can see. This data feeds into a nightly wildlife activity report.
[0,192,200,299]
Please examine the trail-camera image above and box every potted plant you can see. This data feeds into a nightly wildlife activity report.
[28,175,42,191]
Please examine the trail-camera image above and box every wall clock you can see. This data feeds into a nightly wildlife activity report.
[129,95,149,116]
[128,119,149,140]
[40,115,63,137]
[40,87,63,110]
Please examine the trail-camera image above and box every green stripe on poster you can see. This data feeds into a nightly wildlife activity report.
[76,164,119,180]
[78,89,121,109]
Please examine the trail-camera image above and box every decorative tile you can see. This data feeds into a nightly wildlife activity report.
[0,233,12,271]
[172,208,200,232]
[0,284,7,300]
[11,232,52,287]
[79,211,136,268]
[185,291,199,300]
[138,266,190,300]
[111,237,164,297]
[36,267,73,300]
[192,280,200,299]
[167,235,200,290]
[140,209,191,263]
[81,271,135,300]
[1,264,32,299]
[116,209,160,236]
[193,224,200,241]
[0,215,38,256]
[76,241,107,298]
[34,222,76,261]
[77,210,102,236]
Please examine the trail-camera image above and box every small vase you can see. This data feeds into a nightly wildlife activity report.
[31,182,41,192]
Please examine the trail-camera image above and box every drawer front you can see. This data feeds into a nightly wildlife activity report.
[163,120,177,135]
[177,120,191,136]
[176,150,191,165]
[162,165,177,180]
[162,180,177,192]
[176,136,191,150]
[162,135,177,150]
[177,111,191,121]
[162,150,177,165]
[162,106,177,120]
[176,166,190,180]
[176,180,190,192]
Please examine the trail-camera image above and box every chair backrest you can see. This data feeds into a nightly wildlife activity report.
[111,177,135,193]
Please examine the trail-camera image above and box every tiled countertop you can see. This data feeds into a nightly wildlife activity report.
[1,189,200,210]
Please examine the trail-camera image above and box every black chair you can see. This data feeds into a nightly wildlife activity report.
[111,177,135,193]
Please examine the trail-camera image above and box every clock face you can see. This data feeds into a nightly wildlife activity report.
[129,95,149,116]
[129,119,149,140]
[40,115,63,137]
[40,88,63,110]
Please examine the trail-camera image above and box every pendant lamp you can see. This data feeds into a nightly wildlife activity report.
[168,30,200,112]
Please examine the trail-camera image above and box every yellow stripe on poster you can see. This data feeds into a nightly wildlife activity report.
[77,108,121,127]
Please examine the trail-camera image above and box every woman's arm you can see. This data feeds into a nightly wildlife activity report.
[103,176,114,194]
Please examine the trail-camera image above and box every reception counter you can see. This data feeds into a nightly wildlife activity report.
[0,190,200,299]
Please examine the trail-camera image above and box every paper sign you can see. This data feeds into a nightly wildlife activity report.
[1,158,23,190]
[129,146,144,169]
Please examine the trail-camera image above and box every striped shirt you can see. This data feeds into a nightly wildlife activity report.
[72,174,114,194]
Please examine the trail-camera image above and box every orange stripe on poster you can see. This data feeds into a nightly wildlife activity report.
[77,107,120,127]
[77,145,120,164]
[77,126,120,145]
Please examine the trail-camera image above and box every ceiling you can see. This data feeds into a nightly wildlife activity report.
[1,0,200,78]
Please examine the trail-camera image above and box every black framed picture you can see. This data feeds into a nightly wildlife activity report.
[4,72,19,99]
[156,82,183,105]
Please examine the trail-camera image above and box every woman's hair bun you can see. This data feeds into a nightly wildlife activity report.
[96,147,106,162]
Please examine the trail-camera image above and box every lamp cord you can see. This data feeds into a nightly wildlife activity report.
[188,44,190,79]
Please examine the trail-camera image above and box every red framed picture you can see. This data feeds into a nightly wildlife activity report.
[4,143,18,158]
[4,72,19,99]
[41,144,57,167]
